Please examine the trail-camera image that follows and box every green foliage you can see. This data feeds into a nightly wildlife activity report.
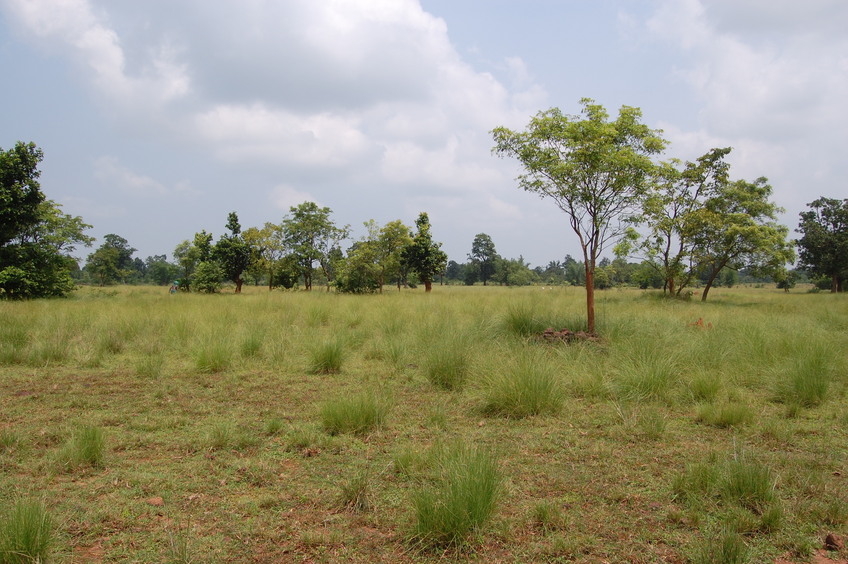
[469,233,499,285]
[1,143,92,299]
[796,197,848,292]
[0,499,53,564]
[411,442,501,547]
[320,391,389,436]
[402,212,447,292]
[85,233,137,285]
[213,212,253,293]
[282,202,349,291]
[192,260,224,293]
[492,98,665,331]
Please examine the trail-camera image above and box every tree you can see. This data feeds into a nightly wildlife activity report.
[376,220,413,291]
[213,212,252,293]
[493,99,665,332]
[0,142,44,247]
[1,143,94,299]
[282,202,349,291]
[638,148,732,296]
[796,197,848,292]
[689,177,794,301]
[85,234,137,285]
[401,212,447,292]
[469,233,499,285]
[145,255,180,285]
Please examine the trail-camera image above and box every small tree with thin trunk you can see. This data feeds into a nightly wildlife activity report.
[492,99,665,333]
[402,212,447,293]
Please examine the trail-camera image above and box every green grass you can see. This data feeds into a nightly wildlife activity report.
[410,441,501,548]
[0,499,53,564]
[0,285,845,562]
[480,349,564,417]
[320,391,390,435]
[308,339,344,374]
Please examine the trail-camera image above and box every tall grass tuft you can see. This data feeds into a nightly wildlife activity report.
[337,470,371,512]
[423,338,469,391]
[691,528,749,564]
[613,345,679,403]
[774,353,831,408]
[480,351,563,418]
[308,339,344,374]
[720,459,777,514]
[0,499,54,564]
[411,442,501,548]
[696,403,753,428]
[195,339,232,374]
[320,392,389,436]
[57,425,105,471]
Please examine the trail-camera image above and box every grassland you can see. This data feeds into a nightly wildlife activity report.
[0,284,846,562]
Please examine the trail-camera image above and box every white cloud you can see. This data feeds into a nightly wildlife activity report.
[270,185,318,212]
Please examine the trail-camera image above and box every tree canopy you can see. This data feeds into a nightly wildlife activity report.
[492,99,665,332]
[1,142,93,299]
[796,197,848,292]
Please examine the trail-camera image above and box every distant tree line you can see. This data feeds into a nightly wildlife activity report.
[1,138,846,300]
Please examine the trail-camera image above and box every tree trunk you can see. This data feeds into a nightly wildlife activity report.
[424,280,432,292]
[235,277,243,294]
[701,270,719,301]
[833,274,839,293]
[585,266,595,334]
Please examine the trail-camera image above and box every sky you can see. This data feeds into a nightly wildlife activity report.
[1,0,846,268]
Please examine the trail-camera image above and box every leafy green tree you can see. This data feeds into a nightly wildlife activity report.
[213,212,253,293]
[638,148,732,296]
[796,197,848,292]
[144,255,180,285]
[193,260,224,293]
[402,212,447,292]
[282,202,349,291]
[689,177,794,301]
[173,239,200,290]
[469,233,499,286]
[493,255,535,286]
[1,143,93,299]
[0,142,44,247]
[85,234,137,285]
[334,240,381,294]
[376,219,413,291]
[493,99,665,332]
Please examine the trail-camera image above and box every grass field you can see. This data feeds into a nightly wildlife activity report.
[0,284,846,562]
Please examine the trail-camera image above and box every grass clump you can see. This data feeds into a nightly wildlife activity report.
[422,338,469,391]
[480,351,563,418]
[308,339,344,374]
[337,470,371,512]
[690,528,749,564]
[56,425,105,471]
[530,500,567,534]
[695,403,753,428]
[194,339,232,373]
[0,499,54,564]
[411,442,501,548]
[320,392,389,436]
[774,353,831,409]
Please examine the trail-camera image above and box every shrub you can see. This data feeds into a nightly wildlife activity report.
[411,442,501,547]
[320,392,389,436]
[0,499,53,564]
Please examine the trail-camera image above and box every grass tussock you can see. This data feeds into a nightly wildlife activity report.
[56,425,105,471]
[320,392,390,436]
[480,350,564,418]
[410,442,501,548]
[308,339,344,374]
[0,499,54,564]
